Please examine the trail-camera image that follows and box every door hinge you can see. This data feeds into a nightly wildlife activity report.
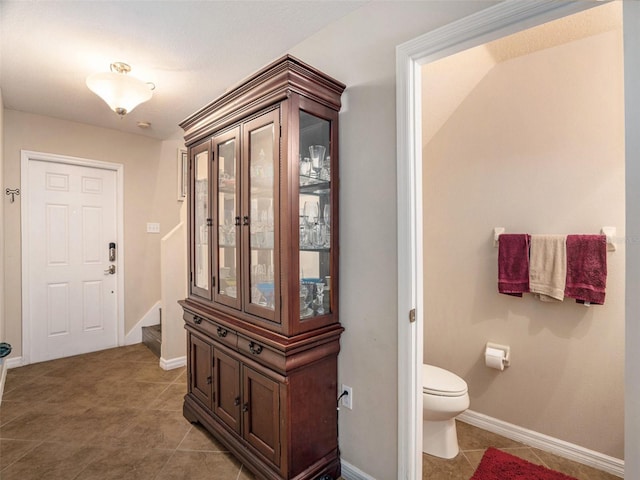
[409,308,416,323]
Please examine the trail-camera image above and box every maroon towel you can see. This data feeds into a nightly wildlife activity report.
[498,234,531,297]
[565,235,607,305]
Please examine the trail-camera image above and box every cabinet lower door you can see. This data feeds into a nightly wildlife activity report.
[189,333,213,409]
[213,349,241,434]
[243,366,281,466]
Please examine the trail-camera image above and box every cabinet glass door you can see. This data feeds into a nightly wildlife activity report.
[214,128,241,310]
[299,110,331,319]
[191,143,211,299]
[243,110,279,322]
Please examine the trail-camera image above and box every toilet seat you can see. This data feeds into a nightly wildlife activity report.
[423,364,468,397]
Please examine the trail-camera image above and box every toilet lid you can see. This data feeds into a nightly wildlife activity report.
[423,364,468,397]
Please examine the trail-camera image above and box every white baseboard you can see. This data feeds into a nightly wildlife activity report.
[341,460,376,480]
[125,301,161,345]
[5,356,24,369]
[0,359,7,404]
[160,355,186,371]
[458,410,624,478]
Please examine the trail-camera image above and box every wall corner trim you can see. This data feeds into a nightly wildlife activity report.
[340,460,376,480]
[159,355,186,371]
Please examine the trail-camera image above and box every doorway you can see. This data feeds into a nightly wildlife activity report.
[21,150,125,364]
[395,2,626,479]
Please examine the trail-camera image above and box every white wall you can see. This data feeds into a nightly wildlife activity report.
[423,30,624,458]
[2,111,183,357]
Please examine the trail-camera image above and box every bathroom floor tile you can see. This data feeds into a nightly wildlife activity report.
[532,448,621,480]
[422,421,621,480]
[422,451,475,480]
[456,420,524,450]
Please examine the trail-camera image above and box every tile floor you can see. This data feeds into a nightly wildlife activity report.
[0,344,254,480]
[424,420,621,480]
[0,344,621,480]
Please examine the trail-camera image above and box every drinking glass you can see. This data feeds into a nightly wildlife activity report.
[299,215,309,248]
[300,156,311,177]
[304,201,319,225]
[309,145,326,178]
[320,155,331,181]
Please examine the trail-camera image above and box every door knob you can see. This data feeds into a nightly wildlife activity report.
[104,264,116,275]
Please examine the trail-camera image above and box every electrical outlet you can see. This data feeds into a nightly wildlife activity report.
[341,384,353,410]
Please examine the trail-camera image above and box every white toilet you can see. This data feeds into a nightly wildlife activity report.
[422,364,469,459]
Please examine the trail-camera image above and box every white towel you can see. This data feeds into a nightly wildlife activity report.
[529,235,567,302]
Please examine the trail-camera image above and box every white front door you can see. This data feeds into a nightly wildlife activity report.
[25,157,119,363]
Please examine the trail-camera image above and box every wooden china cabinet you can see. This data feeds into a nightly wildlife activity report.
[179,55,345,480]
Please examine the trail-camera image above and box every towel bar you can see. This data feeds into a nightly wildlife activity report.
[493,227,616,252]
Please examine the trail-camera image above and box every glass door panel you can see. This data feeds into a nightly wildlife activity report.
[299,111,331,319]
[192,145,211,299]
[214,128,241,309]
[243,110,279,321]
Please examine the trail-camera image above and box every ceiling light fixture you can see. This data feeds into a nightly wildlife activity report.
[86,62,155,117]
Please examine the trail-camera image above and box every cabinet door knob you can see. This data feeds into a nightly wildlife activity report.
[242,403,249,412]
[193,316,202,325]
[217,327,228,338]
[243,215,250,226]
[249,342,263,355]
[234,216,241,226]
[234,397,240,406]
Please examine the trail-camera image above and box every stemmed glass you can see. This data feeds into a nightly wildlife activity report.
[303,201,319,247]
[314,283,325,315]
[323,204,331,248]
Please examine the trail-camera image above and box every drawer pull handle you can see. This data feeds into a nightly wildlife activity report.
[249,342,263,355]
[193,316,202,325]
[206,376,212,385]
[234,397,240,406]
[217,327,228,338]
[242,403,249,412]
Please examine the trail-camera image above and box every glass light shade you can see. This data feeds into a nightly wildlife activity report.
[86,71,153,116]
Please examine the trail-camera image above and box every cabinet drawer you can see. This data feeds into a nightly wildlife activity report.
[184,311,238,350]
[237,335,285,372]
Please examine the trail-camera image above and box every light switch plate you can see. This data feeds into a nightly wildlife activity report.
[146,222,160,234]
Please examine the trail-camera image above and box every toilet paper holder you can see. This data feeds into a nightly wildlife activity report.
[486,342,510,368]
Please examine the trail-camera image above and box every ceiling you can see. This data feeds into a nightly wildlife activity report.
[0,1,367,140]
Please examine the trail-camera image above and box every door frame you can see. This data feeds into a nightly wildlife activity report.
[395,1,605,478]
[20,150,125,365]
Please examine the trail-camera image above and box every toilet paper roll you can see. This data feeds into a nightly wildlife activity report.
[485,347,505,371]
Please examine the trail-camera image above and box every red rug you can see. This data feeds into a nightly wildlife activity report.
[471,447,578,480]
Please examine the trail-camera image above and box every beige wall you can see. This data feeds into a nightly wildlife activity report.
[288,1,499,477]
[623,2,640,474]
[0,89,4,342]
[2,110,183,357]
[423,30,624,458]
